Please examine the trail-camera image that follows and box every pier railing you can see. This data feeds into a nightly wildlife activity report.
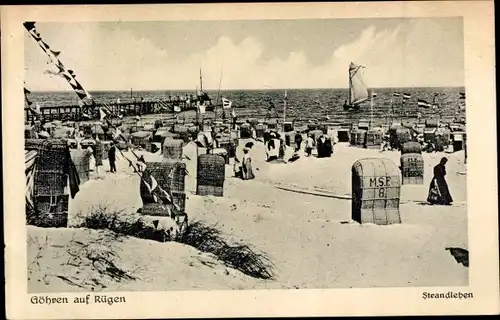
[24,100,179,123]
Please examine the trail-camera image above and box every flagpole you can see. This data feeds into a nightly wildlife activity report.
[389,98,393,126]
[215,66,223,125]
[370,92,374,129]
[282,90,287,134]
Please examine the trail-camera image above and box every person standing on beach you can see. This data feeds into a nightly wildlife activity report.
[305,134,315,156]
[427,157,453,205]
[294,132,303,152]
[108,142,117,173]
[317,135,327,158]
[241,147,255,180]
[324,136,333,157]
[278,138,286,160]
[380,133,390,152]
[94,138,103,174]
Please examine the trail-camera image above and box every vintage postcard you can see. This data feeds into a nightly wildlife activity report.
[2,1,498,318]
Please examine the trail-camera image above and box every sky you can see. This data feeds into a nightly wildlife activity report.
[24,17,465,91]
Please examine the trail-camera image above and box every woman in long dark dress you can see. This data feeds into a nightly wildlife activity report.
[427,157,453,205]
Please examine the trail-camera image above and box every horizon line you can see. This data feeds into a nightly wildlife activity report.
[28,85,466,93]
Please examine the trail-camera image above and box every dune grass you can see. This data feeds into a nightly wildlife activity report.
[180,221,276,280]
[75,205,171,242]
[75,205,276,280]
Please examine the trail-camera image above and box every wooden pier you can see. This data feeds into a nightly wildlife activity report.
[24,100,179,123]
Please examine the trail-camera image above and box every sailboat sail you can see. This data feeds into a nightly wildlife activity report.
[349,62,369,106]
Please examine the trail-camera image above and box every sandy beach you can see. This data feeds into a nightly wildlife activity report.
[27,139,468,292]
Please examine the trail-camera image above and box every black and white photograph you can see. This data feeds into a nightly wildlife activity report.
[3,2,498,318]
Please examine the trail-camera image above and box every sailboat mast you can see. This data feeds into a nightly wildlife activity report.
[389,98,393,125]
[215,66,223,123]
[200,68,203,92]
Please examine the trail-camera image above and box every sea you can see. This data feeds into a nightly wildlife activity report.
[29,87,466,127]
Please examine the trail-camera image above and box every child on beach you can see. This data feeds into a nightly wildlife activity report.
[233,158,243,179]
[305,134,315,156]
[380,133,391,152]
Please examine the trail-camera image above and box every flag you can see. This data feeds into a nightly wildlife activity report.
[50,50,61,57]
[268,101,275,111]
[150,175,158,192]
[459,92,466,99]
[174,105,181,113]
[143,176,159,203]
[417,99,432,109]
[198,103,206,114]
[222,97,232,109]
[371,90,377,98]
[113,128,122,140]
[99,107,107,121]
[116,98,121,104]
[403,93,412,99]
[24,88,31,95]
[393,92,401,97]
[23,22,36,31]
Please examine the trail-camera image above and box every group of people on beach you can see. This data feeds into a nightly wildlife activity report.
[230,124,453,207]
[379,123,455,153]
[27,111,454,208]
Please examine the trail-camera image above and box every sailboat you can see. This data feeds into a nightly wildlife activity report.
[344,62,369,112]
[197,68,214,112]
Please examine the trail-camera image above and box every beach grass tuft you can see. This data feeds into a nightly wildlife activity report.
[76,206,275,280]
[180,221,276,280]
[75,205,171,242]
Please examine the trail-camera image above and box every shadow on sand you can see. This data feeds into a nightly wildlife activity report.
[446,247,469,267]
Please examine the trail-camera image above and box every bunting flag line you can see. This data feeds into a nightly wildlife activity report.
[459,92,466,99]
[24,21,94,108]
[222,97,232,109]
[24,21,182,215]
[417,99,432,109]
[99,107,108,121]
[403,93,412,99]
[102,116,180,212]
